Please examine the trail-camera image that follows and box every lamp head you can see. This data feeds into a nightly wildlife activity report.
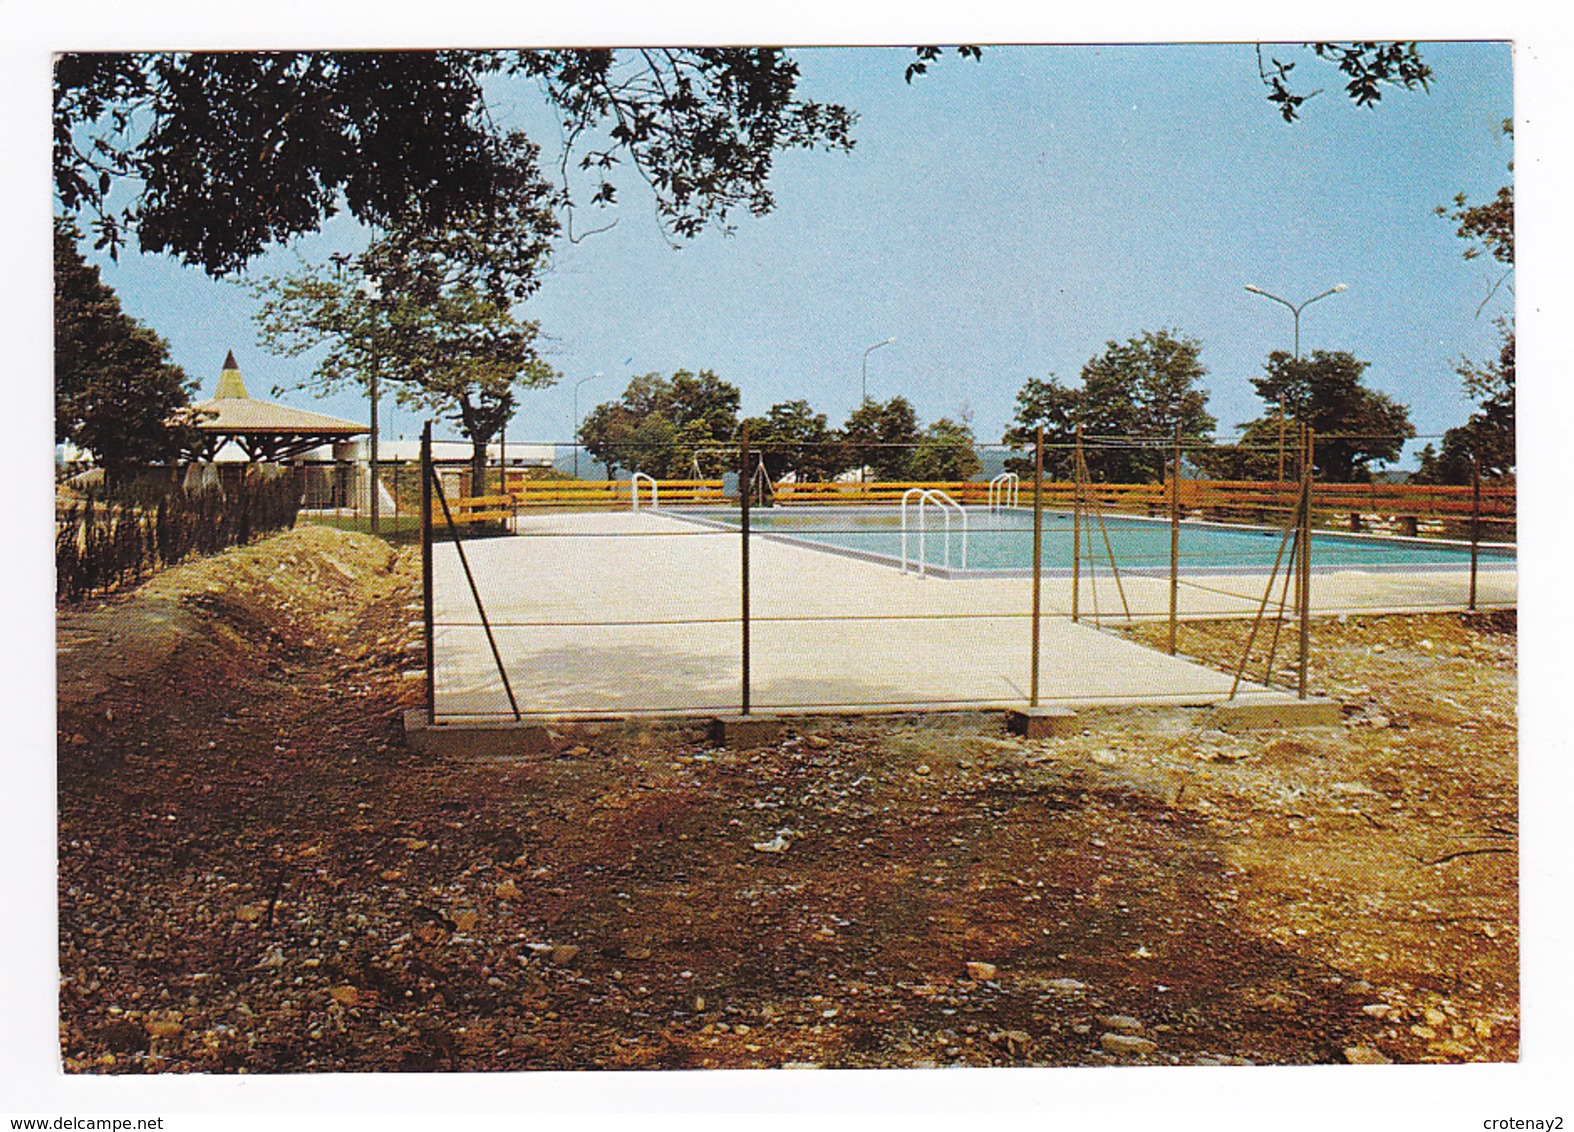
[1332,284,1348,293]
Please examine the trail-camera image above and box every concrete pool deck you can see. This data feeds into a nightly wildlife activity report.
[428,510,1516,721]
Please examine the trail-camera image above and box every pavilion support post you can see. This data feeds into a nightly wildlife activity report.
[369,365,379,534]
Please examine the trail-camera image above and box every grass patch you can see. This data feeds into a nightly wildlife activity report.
[299,513,424,545]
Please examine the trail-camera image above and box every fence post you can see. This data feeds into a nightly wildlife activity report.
[1071,425,1083,623]
[1169,426,1180,656]
[740,422,752,716]
[1298,426,1314,700]
[430,448,522,721]
[1470,454,1481,612]
[1030,426,1043,706]
[421,422,435,722]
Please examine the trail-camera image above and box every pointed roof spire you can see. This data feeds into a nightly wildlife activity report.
[215,350,249,400]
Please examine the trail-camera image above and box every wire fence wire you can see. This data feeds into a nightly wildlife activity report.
[414,432,1516,722]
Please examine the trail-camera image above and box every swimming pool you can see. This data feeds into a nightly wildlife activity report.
[676,506,1516,577]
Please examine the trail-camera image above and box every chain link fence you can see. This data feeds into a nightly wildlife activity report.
[417,427,1515,723]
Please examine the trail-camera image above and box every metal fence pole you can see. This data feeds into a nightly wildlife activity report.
[420,421,435,722]
[430,458,522,721]
[1168,426,1181,655]
[1030,426,1044,706]
[1470,455,1481,612]
[1071,425,1083,623]
[740,422,752,716]
[1298,426,1314,700]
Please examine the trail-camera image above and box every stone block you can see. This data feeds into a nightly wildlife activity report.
[1005,706,1079,738]
[1207,697,1341,731]
[708,715,783,747]
[401,709,551,756]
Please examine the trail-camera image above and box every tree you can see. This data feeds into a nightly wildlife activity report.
[1076,330,1216,482]
[1188,417,1283,482]
[1246,350,1414,482]
[1417,321,1515,484]
[391,292,558,493]
[1432,119,1514,480]
[744,400,845,483]
[1002,375,1081,479]
[1257,42,1432,123]
[253,206,560,491]
[908,418,981,481]
[578,370,741,479]
[1437,120,1514,270]
[56,45,1430,273]
[1002,331,1215,483]
[54,218,201,485]
[55,50,856,272]
[843,396,921,481]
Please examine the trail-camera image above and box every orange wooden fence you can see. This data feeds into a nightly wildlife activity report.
[476,473,1513,529]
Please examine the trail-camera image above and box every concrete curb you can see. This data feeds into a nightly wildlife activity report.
[1205,697,1342,730]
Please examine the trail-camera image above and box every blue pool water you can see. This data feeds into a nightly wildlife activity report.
[679,506,1515,576]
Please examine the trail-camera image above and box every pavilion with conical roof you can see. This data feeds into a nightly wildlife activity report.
[189,351,366,462]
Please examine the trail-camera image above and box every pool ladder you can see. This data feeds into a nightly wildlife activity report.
[901,488,968,576]
[631,472,658,510]
[988,471,1020,512]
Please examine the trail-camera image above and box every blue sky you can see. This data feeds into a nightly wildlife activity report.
[76,42,1513,466]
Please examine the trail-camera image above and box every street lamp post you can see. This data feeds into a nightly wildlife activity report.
[859,337,895,485]
[573,372,609,479]
[861,336,896,405]
[1244,283,1347,479]
[358,278,382,534]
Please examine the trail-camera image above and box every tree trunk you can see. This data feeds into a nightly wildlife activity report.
[470,435,490,499]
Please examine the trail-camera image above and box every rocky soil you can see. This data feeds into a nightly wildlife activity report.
[56,524,1517,1072]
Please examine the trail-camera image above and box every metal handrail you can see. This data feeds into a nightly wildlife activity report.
[631,471,658,511]
[988,471,1020,512]
[901,487,969,576]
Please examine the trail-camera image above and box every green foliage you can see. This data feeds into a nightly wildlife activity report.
[1436,120,1514,267]
[578,370,741,479]
[57,46,1431,273]
[253,188,560,490]
[907,418,981,481]
[1079,330,1215,482]
[745,400,844,482]
[55,50,856,271]
[903,46,983,84]
[54,218,202,482]
[1187,418,1284,482]
[1002,330,1215,483]
[1432,120,1514,481]
[843,396,921,481]
[1247,350,1414,482]
[1001,376,1081,479]
[1259,42,1432,123]
[1417,321,1515,484]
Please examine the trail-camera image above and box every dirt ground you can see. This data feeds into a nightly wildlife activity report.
[55,523,1517,1072]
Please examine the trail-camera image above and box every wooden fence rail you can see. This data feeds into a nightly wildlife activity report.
[472,475,1513,531]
